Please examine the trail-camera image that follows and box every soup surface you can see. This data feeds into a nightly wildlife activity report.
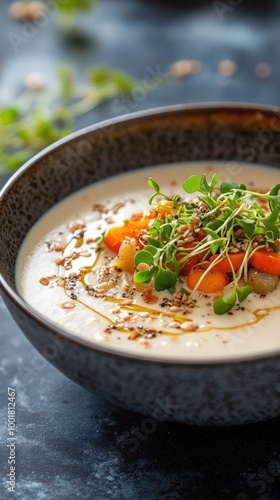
[16,162,280,360]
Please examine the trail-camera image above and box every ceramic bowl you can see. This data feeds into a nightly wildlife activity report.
[1,103,280,426]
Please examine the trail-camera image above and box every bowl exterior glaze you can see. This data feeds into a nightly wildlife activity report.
[1,104,280,425]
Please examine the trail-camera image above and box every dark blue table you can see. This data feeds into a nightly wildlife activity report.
[1,1,280,498]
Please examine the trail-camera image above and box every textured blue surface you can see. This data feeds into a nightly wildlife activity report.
[1,0,280,498]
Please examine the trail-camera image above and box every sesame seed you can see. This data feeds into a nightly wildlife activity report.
[55,257,65,266]
[258,309,268,316]
[62,302,76,310]
[39,277,49,286]
[168,321,181,329]
[169,306,184,313]
[112,307,121,314]
[121,298,133,305]
[122,314,132,321]
[79,251,91,257]
[138,311,150,318]
[56,278,65,287]
[138,338,150,347]
[128,331,139,340]
[53,244,64,252]
[136,263,150,272]
[180,322,198,332]
[68,221,85,233]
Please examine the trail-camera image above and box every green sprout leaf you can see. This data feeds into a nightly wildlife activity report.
[146,237,162,248]
[147,177,160,191]
[0,107,20,125]
[170,256,180,275]
[143,245,158,256]
[220,182,246,194]
[213,290,237,315]
[200,173,209,194]
[58,65,74,100]
[205,228,221,254]
[94,231,105,246]
[134,270,154,284]
[183,175,201,194]
[210,173,219,192]
[134,250,154,267]
[154,268,177,292]
[236,286,253,303]
[239,218,256,235]
[268,184,280,211]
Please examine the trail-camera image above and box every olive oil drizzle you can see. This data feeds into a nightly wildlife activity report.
[63,273,280,337]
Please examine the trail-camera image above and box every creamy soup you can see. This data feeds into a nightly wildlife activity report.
[16,162,280,360]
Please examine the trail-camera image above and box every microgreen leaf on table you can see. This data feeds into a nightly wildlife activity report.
[0,65,145,174]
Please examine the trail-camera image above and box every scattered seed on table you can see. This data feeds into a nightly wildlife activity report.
[24,71,46,91]
[255,62,271,79]
[169,59,202,78]
[218,59,237,76]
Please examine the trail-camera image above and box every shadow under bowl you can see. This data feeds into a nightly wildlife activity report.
[1,103,280,426]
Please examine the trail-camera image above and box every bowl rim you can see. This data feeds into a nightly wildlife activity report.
[1,101,280,367]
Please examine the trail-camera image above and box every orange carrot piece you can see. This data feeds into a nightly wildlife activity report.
[250,240,280,275]
[209,252,245,273]
[176,252,199,276]
[187,262,228,292]
[174,242,199,276]
[104,220,149,253]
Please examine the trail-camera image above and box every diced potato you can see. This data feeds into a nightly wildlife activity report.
[109,239,138,274]
[248,268,279,294]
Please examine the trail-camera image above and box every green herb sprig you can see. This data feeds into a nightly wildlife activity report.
[0,65,137,173]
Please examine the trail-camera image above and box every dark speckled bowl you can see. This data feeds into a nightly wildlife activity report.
[1,103,280,426]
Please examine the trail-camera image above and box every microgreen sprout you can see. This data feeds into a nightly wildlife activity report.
[94,231,105,246]
[133,174,280,314]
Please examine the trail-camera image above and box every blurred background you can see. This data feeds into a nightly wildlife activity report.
[1,2,280,499]
[0,0,280,176]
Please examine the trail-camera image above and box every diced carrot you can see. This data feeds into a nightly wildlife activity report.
[249,240,280,275]
[129,212,146,222]
[186,262,228,292]
[149,201,176,220]
[104,219,149,253]
[174,242,199,276]
[194,229,206,242]
[176,252,199,276]
[209,252,245,273]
